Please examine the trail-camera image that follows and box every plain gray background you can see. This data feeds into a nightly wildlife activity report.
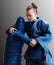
[0,0,54,65]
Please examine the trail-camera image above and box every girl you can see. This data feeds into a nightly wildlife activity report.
[9,3,53,65]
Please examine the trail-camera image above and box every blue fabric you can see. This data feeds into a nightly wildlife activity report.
[25,17,52,59]
[4,17,25,65]
[26,59,46,65]
[12,30,32,45]
[12,17,53,65]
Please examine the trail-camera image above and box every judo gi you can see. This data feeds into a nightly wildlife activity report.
[12,17,53,65]
[4,17,25,65]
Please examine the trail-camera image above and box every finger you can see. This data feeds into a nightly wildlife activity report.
[9,30,12,33]
[29,43,35,47]
[12,29,14,32]
[14,28,16,30]
[12,28,16,32]
[45,56,48,64]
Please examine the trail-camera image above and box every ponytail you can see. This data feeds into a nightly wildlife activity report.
[26,3,38,13]
[31,3,37,9]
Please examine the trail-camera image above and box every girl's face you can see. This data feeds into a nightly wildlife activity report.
[26,8,37,22]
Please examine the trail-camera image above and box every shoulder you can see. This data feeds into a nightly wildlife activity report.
[36,17,49,27]
[16,16,25,23]
[36,17,48,24]
[37,18,50,29]
[40,18,49,25]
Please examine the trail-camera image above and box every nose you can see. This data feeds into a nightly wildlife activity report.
[27,16,30,20]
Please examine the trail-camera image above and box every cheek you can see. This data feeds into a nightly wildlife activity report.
[27,16,31,20]
[32,14,36,19]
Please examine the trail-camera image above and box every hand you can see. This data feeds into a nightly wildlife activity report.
[45,55,48,64]
[9,27,16,33]
[29,39,37,47]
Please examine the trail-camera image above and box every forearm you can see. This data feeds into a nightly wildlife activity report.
[36,33,52,57]
[12,30,32,45]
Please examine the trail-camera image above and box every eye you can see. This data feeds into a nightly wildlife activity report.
[27,14,31,18]
[29,15,31,17]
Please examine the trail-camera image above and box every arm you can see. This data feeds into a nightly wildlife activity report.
[12,30,32,45]
[6,16,32,45]
[36,20,52,54]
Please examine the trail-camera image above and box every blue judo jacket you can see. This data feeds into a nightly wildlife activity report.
[4,17,25,65]
[12,17,53,65]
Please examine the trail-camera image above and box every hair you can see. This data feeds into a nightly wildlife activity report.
[26,3,38,13]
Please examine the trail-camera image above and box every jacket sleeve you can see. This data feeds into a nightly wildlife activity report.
[36,20,52,54]
[12,30,32,45]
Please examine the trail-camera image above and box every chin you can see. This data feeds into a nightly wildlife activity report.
[29,20,33,22]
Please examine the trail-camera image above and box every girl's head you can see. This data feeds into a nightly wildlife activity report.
[26,3,38,22]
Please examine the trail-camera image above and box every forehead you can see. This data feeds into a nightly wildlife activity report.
[26,9,36,14]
